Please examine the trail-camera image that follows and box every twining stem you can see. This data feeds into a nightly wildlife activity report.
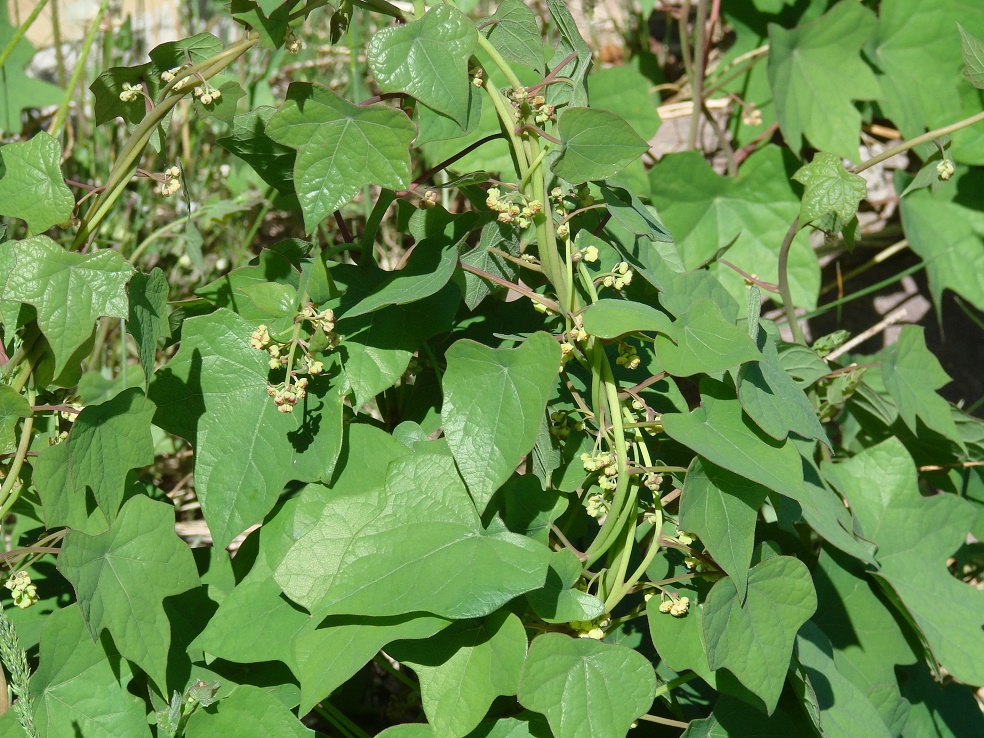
[48,0,112,138]
[852,109,984,173]
[0,0,48,70]
[686,0,708,151]
[653,671,699,700]
[776,217,803,343]
[0,388,35,516]
[474,31,524,92]
[72,34,259,248]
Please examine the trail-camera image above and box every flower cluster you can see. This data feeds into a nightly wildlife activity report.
[505,87,555,124]
[419,190,439,209]
[160,66,183,83]
[119,81,143,103]
[675,529,696,546]
[581,450,618,491]
[658,595,690,617]
[615,341,640,370]
[485,188,542,229]
[5,571,38,610]
[551,184,594,216]
[549,410,583,439]
[936,158,955,181]
[577,244,599,263]
[571,615,610,639]
[602,262,633,290]
[193,83,222,106]
[160,165,181,197]
[267,377,308,413]
[285,27,302,54]
[585,492,609,519]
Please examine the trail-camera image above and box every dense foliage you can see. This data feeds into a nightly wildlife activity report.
[1,0,984,736]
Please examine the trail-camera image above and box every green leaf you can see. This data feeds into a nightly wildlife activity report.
[57,495,201,691]
[275,451,551,619]
[648,147,820,310]
[442,333,561,512]
[526,549,605,624]
[822,438,984,686]
[767,1,880,161]
[0,236,134,376]
[681,458,767,599]
[482,0,545,74]
[340,285,458,406]
[703,556,816,713]
[0,385,30,455]
[0,133,74,233]
[368,4,476,125]
[646,584,716,685]
[517,633,656,738]
[185,685,314,738]
[812,549,916,733]
[796,623,894,738]
[870,2,984,146]
[587,67,661,141]
[881,325,962,445]
[194,577,309,668]
[218,107,297,195]
[390,612,528,737]
[735,329,828,444]
[551,108,648,184]
[662,380,804,499]
[32,605,151,738]
[788,446,877,566]
[0,4,62,134]
[149,309,344,548]
[35,387,156,524]
[959,24,984,88]
[293,613,448,714]
[127,268,171,384]
[267,83,415,232]
[545,0,591,108]
[581,299,673,339]
[342,239,458,318]
[460,221,522,310]
[899,166,984,312]
[654,300,761,377]
[598,184,673,242]
[681,696,804,738]
[792,153,868,224]
[231,0,293,48]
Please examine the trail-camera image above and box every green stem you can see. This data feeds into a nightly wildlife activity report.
[0,391,34,514]
[72,35,258,248]
[776,217,803,343]
[852,109,984,174]
[360,189,395,264]
[653,671,699,700]
[474,32,524,92]
[48,0,112,138]
[0,0,48,70]
[687,0,708,151]
[796,261,926,322]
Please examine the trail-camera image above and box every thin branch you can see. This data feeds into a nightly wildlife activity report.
[824,307,908,361]
[776,217,803,343]
[515,124,561,145]
[333,211,353,243]
[458,262,561,313]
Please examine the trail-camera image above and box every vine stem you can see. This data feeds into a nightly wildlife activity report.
[72,34,259,249]
[653,671,699,700]
[0,0,48,69]
[47,0,112,138]
[851,109,984,174]
[686,0,708,151]
[776,217,803,343]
